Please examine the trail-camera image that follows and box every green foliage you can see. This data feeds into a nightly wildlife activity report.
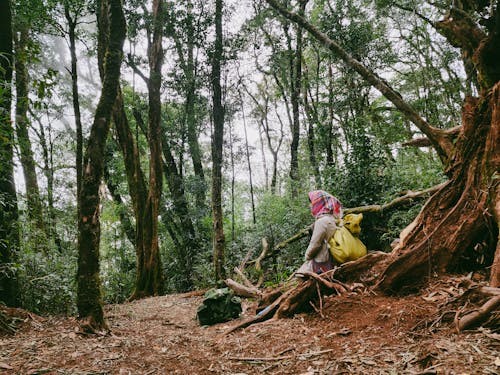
[254,192,312,277]
[100,201,136,304]
[17,250,76,315]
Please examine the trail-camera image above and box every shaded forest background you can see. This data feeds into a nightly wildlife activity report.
[1,0,495,322]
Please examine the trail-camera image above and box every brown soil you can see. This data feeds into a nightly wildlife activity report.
[1,276,499,374]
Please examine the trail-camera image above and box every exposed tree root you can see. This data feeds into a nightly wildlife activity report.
[225,272,349,334]
[423,282,500,333]
[77,316,109,336]
[455,295,500,332]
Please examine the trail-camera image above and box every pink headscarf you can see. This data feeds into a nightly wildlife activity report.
[308,190,343,219]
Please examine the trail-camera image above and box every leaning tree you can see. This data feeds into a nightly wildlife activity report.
[264,0,499,290]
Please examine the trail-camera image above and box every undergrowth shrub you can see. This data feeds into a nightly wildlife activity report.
[18,250,76,315]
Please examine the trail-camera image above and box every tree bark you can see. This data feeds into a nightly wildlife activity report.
[284,1,305,198]
[103,146,136,247]
[211,0,226,282]
[303,60,322,188]
[0,0,20,307]
[76,0,126,332]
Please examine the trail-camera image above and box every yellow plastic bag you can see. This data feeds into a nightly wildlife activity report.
[328,213,367,264]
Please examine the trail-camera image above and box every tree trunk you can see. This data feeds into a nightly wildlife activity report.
[132,105,197,292]
[0,0,20,307]
[378,87,499,291]
[302,62,322,188]
[326,65,335,166]
[211,0,226,282]
[14,26,49,252]
[286,1,305,198]
[265,0,500,290]
[76,0,125,332]
[65,3,84,220]
[103,145,136,247]
[33,111,62,252]
[168,0,206,211]
[184,0,206,211]
[240,95,256,224]
[131,0,165,299]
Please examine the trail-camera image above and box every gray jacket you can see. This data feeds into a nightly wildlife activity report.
[297,214,337,274]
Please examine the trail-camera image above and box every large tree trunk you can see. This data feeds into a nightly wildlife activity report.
[0,0,20,307]
[265,0,500,290]
[378,90,499,291]
[131,105,198,292]
[76,0,125,332]
[131,0,165,299]
[211,0,226,281]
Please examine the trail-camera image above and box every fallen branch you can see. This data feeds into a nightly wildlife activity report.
[343,182,446,215]
[255,238,269,288]
[233,267,257,290]
[238,247,254,274]
[225,278,261,299]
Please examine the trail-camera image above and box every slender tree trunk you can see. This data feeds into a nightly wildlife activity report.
[240,98,256,225]
[33,111,62,252]
[65,3,84,219]
[161,143,196,291]
[111,89,148,295]
[229,122,236,237]
[14,27,49,252]
[211,0,226,281]
[167,0,206,211]
[286,0,306,197]
[76,0,126,331]
[184,0,206,210]
[0,0,19,307]
[302,66,321,188]
[103,144,136,247]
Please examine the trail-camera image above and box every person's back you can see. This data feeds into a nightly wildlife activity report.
[296,190,342,275]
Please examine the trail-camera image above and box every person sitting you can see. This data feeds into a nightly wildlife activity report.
[296,190,343,276]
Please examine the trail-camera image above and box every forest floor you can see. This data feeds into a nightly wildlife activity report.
[1,275,499,375]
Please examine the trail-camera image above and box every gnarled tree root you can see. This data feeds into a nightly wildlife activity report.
[456,295,500,332]
[225,274,348,334]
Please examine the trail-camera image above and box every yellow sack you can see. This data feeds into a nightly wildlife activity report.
[343,213,362,235]
[328,213,367,264]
